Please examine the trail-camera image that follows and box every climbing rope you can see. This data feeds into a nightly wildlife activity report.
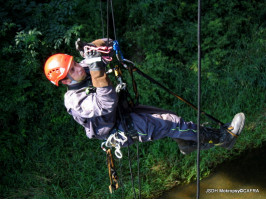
[109,1,142,199]
[197,0,201,198]
[98,1,141,198]
[99,0,104,38]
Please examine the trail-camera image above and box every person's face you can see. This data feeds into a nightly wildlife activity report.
[68,61,87,82]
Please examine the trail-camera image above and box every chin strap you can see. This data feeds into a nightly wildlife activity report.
[67,74,95,92]
[66,74,80,85]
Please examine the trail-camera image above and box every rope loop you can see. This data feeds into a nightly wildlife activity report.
[101,131,128,159]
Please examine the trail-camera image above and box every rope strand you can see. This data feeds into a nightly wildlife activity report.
[106,0,109,43]
[196,0,201,198]
[110,0,117,41]
[99,0,105,38]
[136,141,141,198]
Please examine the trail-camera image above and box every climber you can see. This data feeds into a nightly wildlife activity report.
[44,38,245,155]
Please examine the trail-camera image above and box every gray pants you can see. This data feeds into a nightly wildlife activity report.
[116,105,198,146]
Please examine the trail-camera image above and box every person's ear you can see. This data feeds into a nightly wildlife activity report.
[61,78,72,85]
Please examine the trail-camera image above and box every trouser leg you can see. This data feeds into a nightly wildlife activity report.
[175,112,246,154]
[116,113,196,146]
[116,111,245,154]
[130,112,199,143]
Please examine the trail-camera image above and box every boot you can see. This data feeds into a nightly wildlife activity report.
[220,112,245,149]
[174,138,214,155]
[175,112,245,154]
[201,112,245,149]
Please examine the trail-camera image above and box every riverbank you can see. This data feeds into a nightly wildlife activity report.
[160,144,266,199]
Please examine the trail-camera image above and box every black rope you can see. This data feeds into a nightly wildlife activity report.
[110,0,117,41]
[136,140,141,199]
[127,145,137,198]
[197,0,201,198]
[108,1,141,198]
[128,64,224,126]
[117,101,137,198]
[118,159,125,198]
[106,0,109,43]
[99,0,105,38]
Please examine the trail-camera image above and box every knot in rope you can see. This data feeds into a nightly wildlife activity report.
[101,131,128,159]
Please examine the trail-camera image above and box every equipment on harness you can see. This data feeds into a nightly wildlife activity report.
[76,38,114,63]
[112,42,139,104]
[101,130,128,159]
[44,54,73,86]
[101,64,138,159]
[110,48,140,199]
[97,41,140,197]
[106,149,119,193]
[84,45,113,63]
[113,40,125,61]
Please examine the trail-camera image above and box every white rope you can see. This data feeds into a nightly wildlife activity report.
[116,82,126,93]
[101,131,128,159]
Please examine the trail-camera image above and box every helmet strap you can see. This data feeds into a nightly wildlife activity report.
[66,74,79,85]
[67,74,92,91]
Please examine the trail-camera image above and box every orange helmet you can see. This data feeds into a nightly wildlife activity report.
[44,54,73,86]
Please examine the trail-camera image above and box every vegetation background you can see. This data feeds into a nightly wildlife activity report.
[0,0,265,198]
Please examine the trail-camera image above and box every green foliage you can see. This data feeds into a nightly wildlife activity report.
[0,0,265,199]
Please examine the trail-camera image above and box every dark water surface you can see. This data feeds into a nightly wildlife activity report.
[160,145,266,199]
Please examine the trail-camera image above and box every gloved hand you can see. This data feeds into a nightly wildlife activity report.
[75,38,98,58]
[91,39,107,47]
[75,38,103,71]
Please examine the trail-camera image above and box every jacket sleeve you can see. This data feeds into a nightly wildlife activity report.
[64,85,118,119]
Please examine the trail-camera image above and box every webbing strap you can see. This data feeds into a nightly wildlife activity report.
[106,149,119,193]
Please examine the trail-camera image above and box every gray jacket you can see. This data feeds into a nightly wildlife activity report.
[64,85,118,140]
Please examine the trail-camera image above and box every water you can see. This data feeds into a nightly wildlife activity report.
[160,145,266,199]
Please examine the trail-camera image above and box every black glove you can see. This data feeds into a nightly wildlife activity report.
[75,38,98,58]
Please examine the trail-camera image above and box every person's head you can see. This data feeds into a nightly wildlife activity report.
[44,54,87,86]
